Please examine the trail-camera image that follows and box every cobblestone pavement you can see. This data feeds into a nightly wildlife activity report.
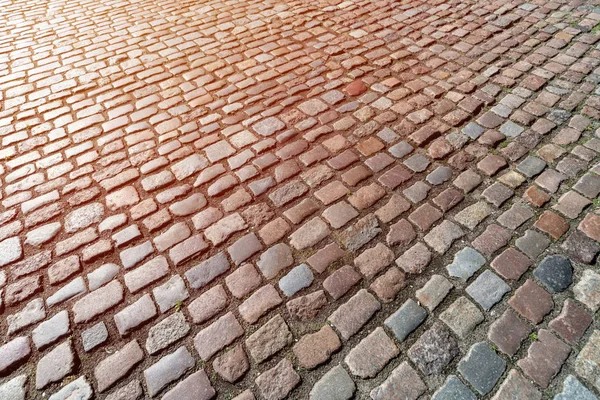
[2,0,600,398]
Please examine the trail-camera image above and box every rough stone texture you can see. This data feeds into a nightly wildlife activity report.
[440,297,484,339]
[146,312,190,354]
[0,337,31,375]
[255,358,300,400]
[432,375,476,400]
[458,342,506,395]
[518,329,571,388]
[384,299,427,342]
[554,375,598,400]
[49,376,93,400]
[370,362,426,400]
[213,344,249,383]
[246,314,293,363]
[328,289,381,340]
[491,369,541,400]
[95,340,144,392]
[293,325,341,369]
[309,366,355,400]
[344,327,398,378]
[144,346,195,397]
[161,370,215,400]
[574,270,600,312]
[408,323,460,376]
[194,312,244,361]
[575,330,600,392]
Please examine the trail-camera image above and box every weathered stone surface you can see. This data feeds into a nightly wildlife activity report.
[328,289,381,340]
[309,366,355,400]
[432,375,476,400]
[518,329,571,388]
[146,312,190,354]
[144,346,194,397]
[161,370,216,400]
[554,375,598,400]
[491,369,541,400]
[408,323,460,375]
[574,330,600,391]
[458,342,506,395]
[385,299,427,342]
[194,312,244,361]
[370,361,426,400]
[255,358,300,400]
[0,375,27,400]
[293,325,341,369]
[0,337,31,375]
[36,340,75,388]
[246,314,293,363]
[49,376,93,400]
[213,344,249,383]
[73,280,123,323]
[95,340,144,392]
[345,327,398,378]
[286,290,328,321]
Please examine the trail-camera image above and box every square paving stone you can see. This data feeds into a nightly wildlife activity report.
[492,369,541,400]
[453,201,492,230]
[415,275,453,311]
[535,169,567,193]
[453,169,482,193]
[488,308,531,356]
[515,230,550,259]
[573,269,600,312]
[432,375,476,400]
[554,375,598,400]
[500,120,525,137]
[446,247,486,281]
[553,191,591,219]
[404,154,431,172]
[561,230,600,264]
[472,224,512,257]
[549,298,593,344]
[403,181,430,203]
[440,297,484,339]
[370,361,426,400]
[426,166,453,185]
[509,279,553,324]
[517,156,547,177]
[458,342,506,395]
[384,299,427,342]
[491,248,532,280]
[482,182,514,207]
[466,270,510,311]
[517,329,571,388]
[534,211,569,240]
[497,204,534,230]
[309,366,355,400]
[574,173,600,198]
[408,323,460,375]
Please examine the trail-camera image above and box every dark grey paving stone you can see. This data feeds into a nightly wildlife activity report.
[432,375,477,400]
[534,255,572,293]
[458,342,506,395]
[384,299,427,342]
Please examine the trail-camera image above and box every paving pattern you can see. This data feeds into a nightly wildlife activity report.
[1,0,600,398]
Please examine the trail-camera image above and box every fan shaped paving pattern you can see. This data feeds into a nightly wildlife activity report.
[1,0,600,398]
